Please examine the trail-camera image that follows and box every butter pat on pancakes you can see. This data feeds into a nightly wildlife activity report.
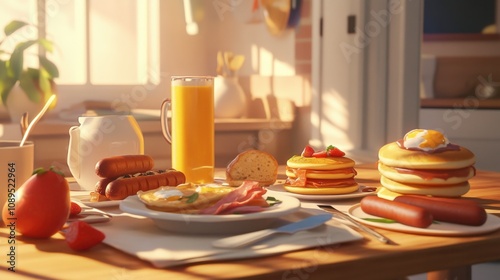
[377,129,476,198]
[284,154,358,195]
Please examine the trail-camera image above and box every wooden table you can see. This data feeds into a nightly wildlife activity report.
[1,164,500,280]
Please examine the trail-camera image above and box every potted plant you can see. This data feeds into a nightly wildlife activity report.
[0,20,58,122]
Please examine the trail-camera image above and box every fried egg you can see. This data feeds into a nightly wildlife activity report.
[152,188,184,200]
[138,183,234,213]
[404,129,449,151]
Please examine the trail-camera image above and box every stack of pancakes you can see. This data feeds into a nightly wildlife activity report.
[284,155,358,195]
[377,129,476,199]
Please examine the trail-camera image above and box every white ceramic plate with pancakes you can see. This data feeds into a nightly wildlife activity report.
[348,204,500,236]
[120,193,301,235]
[265,183,377,201]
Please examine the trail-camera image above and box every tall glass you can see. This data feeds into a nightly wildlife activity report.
[161,76,214,183]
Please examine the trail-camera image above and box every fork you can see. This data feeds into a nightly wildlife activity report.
[317,204,392,244]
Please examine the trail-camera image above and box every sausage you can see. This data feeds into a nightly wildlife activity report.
[95,178,114,195]
[360,196,433,228]
[105,170,186,200]
[95,155,154,178]
[395,195,480,206]
[394,195,487,226]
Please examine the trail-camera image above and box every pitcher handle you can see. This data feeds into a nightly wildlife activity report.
[160,98,173,144]
[67,126,80,179]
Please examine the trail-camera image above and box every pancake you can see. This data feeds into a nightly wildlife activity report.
[377,162,475,185]
[285,166,356,180]
[376,187,450,201]
[376,187,400,200]
[377,129,476,198]
[284,153,358,195]
[380,176,470,197]
[378,142,475,169]
[287,155,355,170]
[283,184,359,195]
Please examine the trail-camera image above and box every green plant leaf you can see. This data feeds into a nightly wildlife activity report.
[0,60,16,105]
[38,68,53,101]
[0,60,9,80]
[4,20,29,36]
[1,20,59,107]
[39,56,59,78]
[38,38,54,53]
[19,69,42,103]
[8,40,38,79]
[0,82,15,105]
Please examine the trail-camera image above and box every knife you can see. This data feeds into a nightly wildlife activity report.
[212,213,333,248]
[317,205,391,244]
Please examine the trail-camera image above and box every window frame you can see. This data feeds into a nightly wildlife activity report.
[37,0,164,114]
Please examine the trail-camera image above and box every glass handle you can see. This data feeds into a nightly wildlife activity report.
[160,98,172,144]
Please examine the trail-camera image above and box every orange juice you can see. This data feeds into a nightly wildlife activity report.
[170,77,214,183]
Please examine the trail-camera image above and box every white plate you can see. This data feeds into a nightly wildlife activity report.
[348,204,500,236]
[120,193,301,235]
[266,184,377,201]
[71,193,120,208]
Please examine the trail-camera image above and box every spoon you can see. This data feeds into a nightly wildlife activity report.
[20,94,57,147]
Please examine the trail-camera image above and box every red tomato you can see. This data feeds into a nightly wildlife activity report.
[2,167,70,238]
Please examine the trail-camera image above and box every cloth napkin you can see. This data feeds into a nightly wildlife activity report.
[92,209,363,268]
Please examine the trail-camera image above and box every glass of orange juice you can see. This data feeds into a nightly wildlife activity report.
[161,76,214,183]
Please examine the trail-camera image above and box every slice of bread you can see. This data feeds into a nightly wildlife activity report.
[226,150,278,187]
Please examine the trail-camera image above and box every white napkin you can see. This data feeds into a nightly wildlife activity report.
[93,210,363,268]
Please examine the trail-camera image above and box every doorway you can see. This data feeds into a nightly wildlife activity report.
[311,0,421,162]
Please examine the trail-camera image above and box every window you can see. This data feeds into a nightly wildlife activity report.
[1,0,161,112]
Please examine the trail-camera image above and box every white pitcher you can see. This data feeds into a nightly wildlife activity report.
[67,115,144,190]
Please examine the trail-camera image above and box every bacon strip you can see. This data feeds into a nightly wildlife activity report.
[200,181,268,215]
[286,169,307,186]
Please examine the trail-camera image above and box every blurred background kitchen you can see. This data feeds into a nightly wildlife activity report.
[0,0,499,174]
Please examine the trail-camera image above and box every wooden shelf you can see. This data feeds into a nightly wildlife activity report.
[421,98,500,109]
[0,118,293,138]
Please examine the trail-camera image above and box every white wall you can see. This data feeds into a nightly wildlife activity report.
[144,0,297,111]
[161,0,295,78]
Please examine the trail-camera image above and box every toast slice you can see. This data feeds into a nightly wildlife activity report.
[226,150,278,187]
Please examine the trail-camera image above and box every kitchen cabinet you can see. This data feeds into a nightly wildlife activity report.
[419,108,500,171]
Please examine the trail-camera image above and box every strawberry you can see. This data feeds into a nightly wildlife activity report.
[65,221,105,251]
[301,145,315,157]
[312,151,327,158]
[69,202,82,217]
[326,145,345,157]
